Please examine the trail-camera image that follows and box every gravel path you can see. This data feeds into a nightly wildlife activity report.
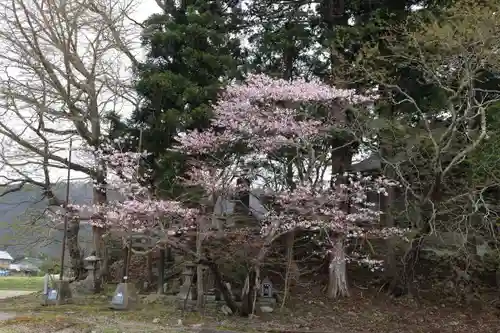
[0,290,35,321]
[0,290,35,299]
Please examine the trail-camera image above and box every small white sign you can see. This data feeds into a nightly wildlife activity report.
[47,289,58,301]
[112,292,124,304]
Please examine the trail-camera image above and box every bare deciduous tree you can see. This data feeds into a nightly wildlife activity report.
[0,0,143,278]
[351,0,500,294]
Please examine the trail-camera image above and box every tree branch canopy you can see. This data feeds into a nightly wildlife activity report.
[0,0,141,196]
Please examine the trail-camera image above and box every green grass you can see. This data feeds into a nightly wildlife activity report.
[0,276,43,290]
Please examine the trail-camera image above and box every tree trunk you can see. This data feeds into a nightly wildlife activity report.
[240,229,275,316]
[327,237,349,298]
[240,269,258,316]
[381,183,399,294]
[395,230,426,297]
[281,231,295,308]
[93,173,108,281]
[67,217,85,280]
[92,225,108,280]
[200,258,239,314]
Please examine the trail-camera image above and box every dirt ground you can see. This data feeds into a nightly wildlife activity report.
[0,287,498,333]
[0,291,36,321]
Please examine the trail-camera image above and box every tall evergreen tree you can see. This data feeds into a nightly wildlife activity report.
[110,0,244,196]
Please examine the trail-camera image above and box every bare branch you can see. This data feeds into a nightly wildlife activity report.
[0,0,142,188]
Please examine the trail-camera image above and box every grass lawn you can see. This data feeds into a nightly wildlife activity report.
[0,291,218,333]
[0,276,43,291]
[0,286,499,333]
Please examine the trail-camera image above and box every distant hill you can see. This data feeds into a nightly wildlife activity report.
[0,182,269,260]
[0,182,95,259]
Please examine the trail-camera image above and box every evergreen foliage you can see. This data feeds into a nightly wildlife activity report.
[109,0,244,196]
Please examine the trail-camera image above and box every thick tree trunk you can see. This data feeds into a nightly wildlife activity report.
[327,237,349,298]
[93,172,108,281]
[394,230,426,297]
[67,217,85,280]
[381,183,399,293]
[380,104,400,295]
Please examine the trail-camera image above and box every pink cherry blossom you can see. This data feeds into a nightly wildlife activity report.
[52,74,400,272]
[176,74,377,155]
[173,74,402,269]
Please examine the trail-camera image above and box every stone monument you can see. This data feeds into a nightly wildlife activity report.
[177,262,196,302]
[109,276,138,310]
[41,273,72,306]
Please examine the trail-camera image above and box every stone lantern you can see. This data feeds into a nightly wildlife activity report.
[261,276,273,298]
[84,255,101,293]
[260,276,275,306]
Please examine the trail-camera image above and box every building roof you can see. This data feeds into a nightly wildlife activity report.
[0,251,13,261]
[351,155,381,172]
[214,190,268,220]
[9,263,39,272]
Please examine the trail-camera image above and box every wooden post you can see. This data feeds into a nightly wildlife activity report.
[157,248,165,294]
[124,129,143,280]
[57,138,73,306]
[146,252,153,290]
[196,218,205,309]
[166,246,173,269]
[121,246,128,282]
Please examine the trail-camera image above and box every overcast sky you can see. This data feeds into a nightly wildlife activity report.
[0,0,159,184]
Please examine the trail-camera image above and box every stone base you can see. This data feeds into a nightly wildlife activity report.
[141,293,177,304]
[175,294,218,309]
[259,297,277,306]
[109,282,138,310]
[69,274,96,297]
[41,280,73,306]
[173,293,276,312]
[176,290,196,301]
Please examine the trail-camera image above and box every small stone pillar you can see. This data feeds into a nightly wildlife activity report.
[177,262,196,301]
[203,266,217,302]
[55,280,73,305]
[41,273,54,305]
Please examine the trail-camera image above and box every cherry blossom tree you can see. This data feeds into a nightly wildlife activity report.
[176,74,402,305]
[67,137,199,239]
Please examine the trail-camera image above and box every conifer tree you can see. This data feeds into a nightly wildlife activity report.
[110,0,244,196]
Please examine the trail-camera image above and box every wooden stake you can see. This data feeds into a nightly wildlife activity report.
[57,138,72,305]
